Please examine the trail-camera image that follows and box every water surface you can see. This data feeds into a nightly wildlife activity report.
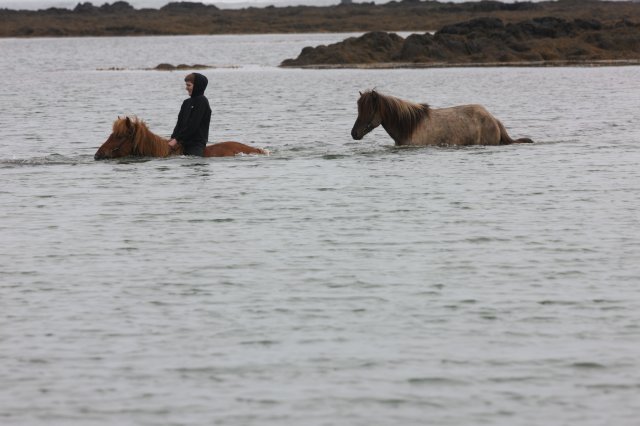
[1,34,639,425]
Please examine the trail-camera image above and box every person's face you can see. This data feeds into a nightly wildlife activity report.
[185,81,194,96]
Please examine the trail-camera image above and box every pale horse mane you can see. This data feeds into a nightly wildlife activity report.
[361,90,430,141]
[112,116,172,157]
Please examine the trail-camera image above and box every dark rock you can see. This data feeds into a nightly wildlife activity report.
[281,16,640,67]
[73,2,98,13]
[43,7,69,14]
[434,1,540,14]
[160,2,218,12]
[100,2,134,13]
[574,19,603,31]
[155,63,176,70]
[397,33,434,61]
[439,17,505,35]
[516,16,576,38]
[153,63,212,70]
[282,31,404,66]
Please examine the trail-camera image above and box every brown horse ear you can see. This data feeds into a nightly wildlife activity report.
[125,116,132,128]
[359,91,362,96]
[371,90,378,101]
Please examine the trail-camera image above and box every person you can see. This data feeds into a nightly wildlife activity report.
[168,73,211,156]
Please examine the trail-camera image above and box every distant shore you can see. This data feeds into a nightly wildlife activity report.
[289,59,640,69]
[3,0,640,38]
[280,17,640,68]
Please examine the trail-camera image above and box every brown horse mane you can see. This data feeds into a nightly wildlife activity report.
[360,90,430,141]
[112,116,173,157]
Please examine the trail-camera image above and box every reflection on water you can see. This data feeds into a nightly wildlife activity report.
[1,35,640,426]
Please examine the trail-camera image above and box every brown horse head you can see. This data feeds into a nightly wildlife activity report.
[94,117,138,160]
[351,90,430,144]
[95,116,173,160]
[351,90,383,140]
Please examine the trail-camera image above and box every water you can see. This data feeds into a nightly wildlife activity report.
[1,34,640,425]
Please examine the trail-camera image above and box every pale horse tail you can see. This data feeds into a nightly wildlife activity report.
[498,120,534,145]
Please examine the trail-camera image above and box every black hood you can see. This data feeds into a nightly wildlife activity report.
[191,73,208,97]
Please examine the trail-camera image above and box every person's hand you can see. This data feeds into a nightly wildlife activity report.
[168,139,178,148]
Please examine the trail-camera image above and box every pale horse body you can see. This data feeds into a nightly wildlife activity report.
[351,90,533,146]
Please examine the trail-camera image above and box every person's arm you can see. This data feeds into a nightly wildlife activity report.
[168,100,188,148]
[170,100,187,140]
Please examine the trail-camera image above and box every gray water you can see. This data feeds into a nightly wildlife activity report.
[1,34,639,426]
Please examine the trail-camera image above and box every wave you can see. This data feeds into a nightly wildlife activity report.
[0,154,95,168]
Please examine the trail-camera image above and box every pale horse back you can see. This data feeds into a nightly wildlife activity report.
[409,104,503,146]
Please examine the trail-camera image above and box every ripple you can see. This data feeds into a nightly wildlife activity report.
[585,383,640,390]
[538,300,581,306]
[240,340,280,346]
[0,154,89,167]
[570,362,607,369]
[408,377,468,385]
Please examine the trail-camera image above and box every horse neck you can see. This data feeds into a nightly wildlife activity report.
[379,95,428,144]
[381,120,404,145]
[134,124,170,157]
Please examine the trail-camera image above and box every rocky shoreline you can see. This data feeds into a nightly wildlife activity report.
[289,59,640,69]
[280,17,640,68]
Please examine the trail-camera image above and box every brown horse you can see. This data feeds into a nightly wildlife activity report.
[94,116,267,160]
[351,90,533,146]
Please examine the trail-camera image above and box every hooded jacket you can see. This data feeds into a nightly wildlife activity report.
[171,73,211,156]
